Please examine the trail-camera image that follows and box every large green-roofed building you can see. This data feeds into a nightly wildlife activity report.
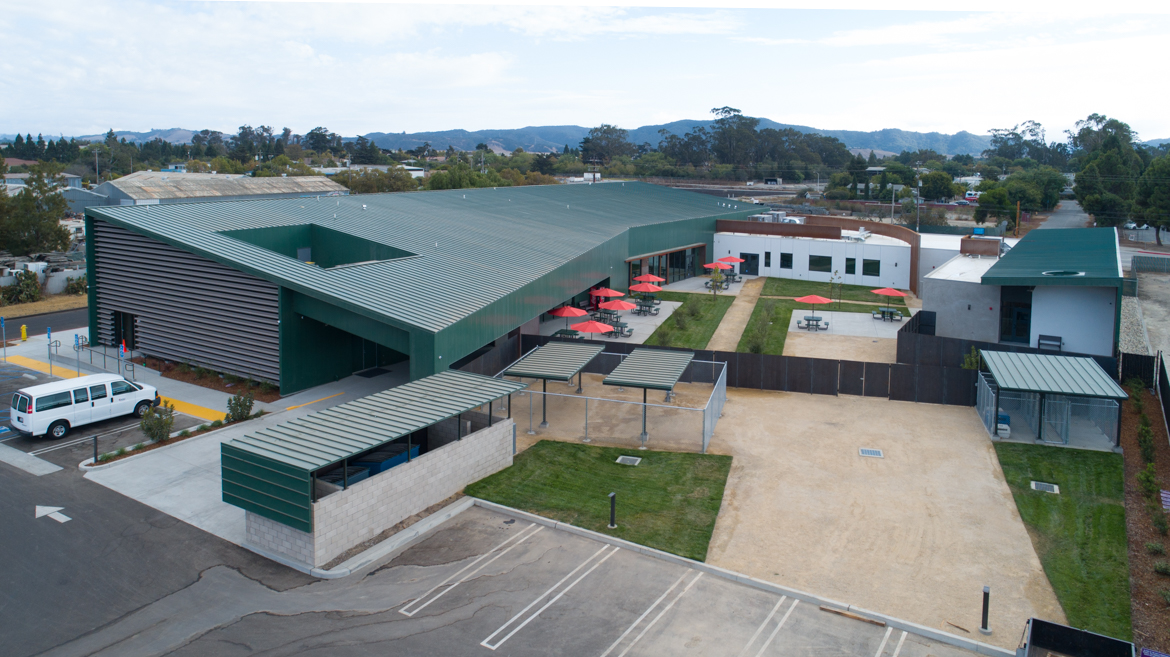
[85,182,753,393]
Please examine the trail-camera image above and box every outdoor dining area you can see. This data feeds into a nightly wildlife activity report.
[702,256,744,291]
[545,276,674,341]
[786,286,912,338]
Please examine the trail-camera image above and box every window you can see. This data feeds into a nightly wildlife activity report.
[764,252,771,268]
[809,255,833,273]
[73,388,89,404]
[36,392,73,412]
[111,380,136,396]
[89,385,108,400]
[863,259,881,277]
[780,253,793,269]
[845,258,856,275]
[12,394,28,413]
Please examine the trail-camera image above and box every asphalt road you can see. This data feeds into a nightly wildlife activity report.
[4,308,88,338]
[1039,200,1091,230]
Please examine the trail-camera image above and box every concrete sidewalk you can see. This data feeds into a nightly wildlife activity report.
[706,277,764,351]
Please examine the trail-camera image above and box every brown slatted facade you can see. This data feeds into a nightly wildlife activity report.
[92,219,281,382]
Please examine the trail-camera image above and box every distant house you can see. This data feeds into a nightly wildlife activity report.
[3,172,82,188]
[922,228,1121,357]
[161,162,187,173]
[92,170,349,206]
[313,163,425,179]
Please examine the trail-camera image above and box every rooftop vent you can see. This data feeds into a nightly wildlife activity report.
[859,448,884,458]
[1030,481,1060,494]
[616,455,642,466]
[1041,270,1085,277]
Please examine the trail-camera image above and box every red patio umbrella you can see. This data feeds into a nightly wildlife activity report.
[548,305,588,329]
[793,294,832,314]
[633,274,665,282]
[571,320,614,335]
[717,256,746,263]
[629,282,662,293]
[869,287,908,309]
[703,262,732,270]
[599,299,637,311]
[590,287,624,298]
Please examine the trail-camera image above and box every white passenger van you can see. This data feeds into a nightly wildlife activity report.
[10,374,160,439]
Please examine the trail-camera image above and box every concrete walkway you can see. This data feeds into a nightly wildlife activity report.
[705,277,765,351]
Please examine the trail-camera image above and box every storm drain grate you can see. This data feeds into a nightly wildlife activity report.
[859,448,884,458]
[1030,481,1060,494]
[616,456,642,466]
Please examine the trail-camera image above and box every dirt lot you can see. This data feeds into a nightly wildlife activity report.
[782,334,897,363]
[704,388,1066,649]
[1138,273,1170,357]
[0,293,87,318]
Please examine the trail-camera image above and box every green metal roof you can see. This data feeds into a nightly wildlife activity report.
[604,348,695,391]
[981,350,1128,400]
[88,182,752,334]
[981,228,1122,287]
[227,370,528,473]
[504,342,604,381]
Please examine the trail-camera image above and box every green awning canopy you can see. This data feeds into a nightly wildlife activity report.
[604,348,695,391]
[981,350,1127,400]
[504,342,604,381]
[981,228,1122,288]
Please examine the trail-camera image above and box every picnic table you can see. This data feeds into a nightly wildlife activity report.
[552,329,581,339]
[607,322,633,338]
[634,301,659,316]
[872,306,904,322]
[798,315,826,331]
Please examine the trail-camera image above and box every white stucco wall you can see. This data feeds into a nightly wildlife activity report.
[918,247,959,292]
[1030,286,1117,356]
[714,232,910,290]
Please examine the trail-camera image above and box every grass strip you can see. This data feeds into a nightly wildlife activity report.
[993,443,1131,641]
[465,440,731,561]
[643,291,734,350]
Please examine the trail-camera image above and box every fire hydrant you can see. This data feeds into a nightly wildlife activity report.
[20,324,27,341]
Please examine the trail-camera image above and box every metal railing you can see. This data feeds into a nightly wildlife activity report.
[62,336,136,380]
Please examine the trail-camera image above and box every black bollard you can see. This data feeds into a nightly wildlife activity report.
[979,586,991,635]
[608,492,617,529]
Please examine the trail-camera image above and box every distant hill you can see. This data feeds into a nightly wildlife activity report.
[365,119,991,155]
[1145,138,1170,147]
[73,128,196,144]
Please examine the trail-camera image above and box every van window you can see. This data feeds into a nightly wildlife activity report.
[90,385,108,400]
[36,392,73,412]
[111,381,136,396]
[73,388,89,404]
[12,394,29,413]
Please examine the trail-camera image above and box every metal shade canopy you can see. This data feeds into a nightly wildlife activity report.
[980,351,1128,399]
[504,342,604,381]
[604,348,695,391]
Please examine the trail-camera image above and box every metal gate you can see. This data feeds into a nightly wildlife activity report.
[1042,395,1071,444]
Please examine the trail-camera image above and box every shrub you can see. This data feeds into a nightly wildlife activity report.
[1141,413,1152,429]
[1132,395,1144,414]
[64,274,87,296]
[224,373,241,385]
[1155,513,1170,536]
[198,424,209,432]
[227,391,255,423]
[139,401,176,443]
[1161,589,1170,605]
[686,300,702,318]
[1148,542,1166,555]
[3,270,42,305]
[961,346,981,370]
[97,453,111,462]
[114,447,126,457]
[178,429,190,438]
[745,322,767,354]
[673,312,689,331]
[1139,463,1161,499]
[1139,425,1156,464]
[193,366,208,380]
[134,442,144,451]
[176,362,191,374]
[1156,561,1170,576]
[259,381,277,394]
[210,419,223,428]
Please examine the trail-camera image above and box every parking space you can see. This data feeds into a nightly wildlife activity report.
[148,506,989,657]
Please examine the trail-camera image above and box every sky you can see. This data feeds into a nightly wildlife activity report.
[2,0,1168,142]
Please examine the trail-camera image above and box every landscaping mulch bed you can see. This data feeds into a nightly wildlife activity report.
[94,413,263,465]
[1119,386,1170,653]
[133,356,281,403]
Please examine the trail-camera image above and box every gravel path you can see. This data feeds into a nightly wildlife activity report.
[1120,296,1149,355]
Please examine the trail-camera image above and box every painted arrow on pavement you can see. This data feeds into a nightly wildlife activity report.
[35,506,71,523]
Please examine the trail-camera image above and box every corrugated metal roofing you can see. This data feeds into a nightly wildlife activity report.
[101,171,348,200]
[88,182,747,333]
[981,350,1127,399]
[504,342,604,381]
[225,370,528,473]
[604,348,695,391]
[981,228,1122,287]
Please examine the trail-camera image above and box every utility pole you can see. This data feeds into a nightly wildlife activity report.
[1015,200,1020,237]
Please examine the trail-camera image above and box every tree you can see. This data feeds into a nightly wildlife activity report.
[1,161,72,255]
[973,188,1012,225]
[919,171,954,201]
[1135,155,1170,246]
[708,107,759,167]
[350,136,385,165]
[304,127,336,154]
[579,125,635,165]
[332,166,418,194]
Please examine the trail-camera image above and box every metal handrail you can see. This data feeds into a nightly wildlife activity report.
[73,338,136,381]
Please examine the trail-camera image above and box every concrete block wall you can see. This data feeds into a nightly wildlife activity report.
[246,511,315,566]
[311,418,515,567]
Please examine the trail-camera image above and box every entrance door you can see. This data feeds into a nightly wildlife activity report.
[113,311,137,350]
[740,253,760,276]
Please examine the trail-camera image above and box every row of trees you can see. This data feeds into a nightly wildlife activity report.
[0,157,73,256]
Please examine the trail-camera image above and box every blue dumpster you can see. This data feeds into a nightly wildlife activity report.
[355,444,420,474]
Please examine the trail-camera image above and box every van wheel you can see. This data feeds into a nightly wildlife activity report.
[48,421,69,440]
[134,401,152,418]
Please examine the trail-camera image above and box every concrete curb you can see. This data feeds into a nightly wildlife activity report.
[469,499,1015,657]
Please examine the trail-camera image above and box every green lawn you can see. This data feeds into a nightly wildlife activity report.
[465,441,732,561]
[643,291,735,350]
[993,443,1131,641]
[736,297,894,355]
[760,277,908,307]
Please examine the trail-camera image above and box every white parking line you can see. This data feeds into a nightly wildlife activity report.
[29,423,140,455]
[736,595,788,657]
[612,571,704,657]
[481,544,619,651]
[399,523,542,617]
[751,598,799,657]
[873,626,893,657]
[599,572,691,657]
[891,630,908,657]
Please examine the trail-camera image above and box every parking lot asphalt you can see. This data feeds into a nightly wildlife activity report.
[45,506,989,657]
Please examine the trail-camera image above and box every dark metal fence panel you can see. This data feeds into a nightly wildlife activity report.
[915,365,946,405]
[944,368,977,406]
[1121,352,1158,388]
[896,332,917,364]
[712,351,738,388]
[738,353,764,390]
[916,310,937,335]
[839,361,865,396]
[810,358,838,396]
[863,363,891,398]
[889,364,917,402]
[763,354,787,391]
[1159,354,1170,442]
[786,357,813,394]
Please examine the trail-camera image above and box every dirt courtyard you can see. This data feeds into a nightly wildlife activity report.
[705,388,1066,648]
[782,333,898,363]
[1139,272,1170,357]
